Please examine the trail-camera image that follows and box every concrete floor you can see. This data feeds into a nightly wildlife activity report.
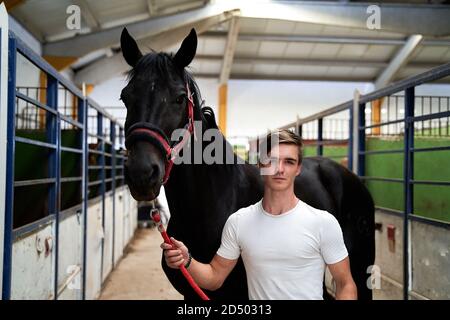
[99,227,183,300]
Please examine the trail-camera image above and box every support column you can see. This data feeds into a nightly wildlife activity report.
[38,72,47,129]
[84,84,95,96]
[218,83,227,136]
[371,98,383,135]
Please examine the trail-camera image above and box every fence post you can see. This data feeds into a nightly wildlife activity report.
[2,33,16,301]
[79,97,87,300]
[46,74,60,299]
[110,121,116,268]
[348,105,353,172]
[97,112,105,283]
[317,118,323,156]
[0,5,9,299]
[352,90,360,175]
[403,86,415,300]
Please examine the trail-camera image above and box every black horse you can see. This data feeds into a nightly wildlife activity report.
[120,28,375,300]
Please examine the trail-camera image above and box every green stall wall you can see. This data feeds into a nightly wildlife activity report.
[303,136,450,223]
[14,130,82,228]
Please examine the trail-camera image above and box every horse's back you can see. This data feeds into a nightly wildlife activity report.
[297,157,375,300]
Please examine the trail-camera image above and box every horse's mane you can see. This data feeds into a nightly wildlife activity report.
[184,71,219,130]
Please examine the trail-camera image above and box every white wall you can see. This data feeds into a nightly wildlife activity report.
[225,80,373,137]
[89,76,128,122]
[89,74,450,138]
[415,83,450,97]
[8,14,41,56]
[90,76,375,137]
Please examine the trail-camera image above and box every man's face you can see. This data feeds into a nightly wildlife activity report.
[260,144,301,192]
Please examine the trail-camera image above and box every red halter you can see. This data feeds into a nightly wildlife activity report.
[125,83,195,184]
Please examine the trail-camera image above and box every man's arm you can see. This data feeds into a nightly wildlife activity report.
[162,238,238,291]
[327,257,357,300]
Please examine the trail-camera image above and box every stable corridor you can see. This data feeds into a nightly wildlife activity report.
[100,228,183,300]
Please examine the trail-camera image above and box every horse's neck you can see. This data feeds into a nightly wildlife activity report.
[164,125,246,218]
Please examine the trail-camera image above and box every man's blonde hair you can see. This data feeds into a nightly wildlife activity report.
[259,129,303,165]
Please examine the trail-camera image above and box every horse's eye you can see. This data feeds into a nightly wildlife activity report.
[175,95,185,105]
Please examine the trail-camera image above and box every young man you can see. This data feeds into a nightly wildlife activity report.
[161,129,357,300]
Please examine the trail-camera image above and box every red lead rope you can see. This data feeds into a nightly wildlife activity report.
[150,209,210,300]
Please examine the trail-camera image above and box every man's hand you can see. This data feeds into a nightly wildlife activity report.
[161,237,189,269]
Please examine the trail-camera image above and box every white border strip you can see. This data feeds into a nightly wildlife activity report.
[0,2,9,299]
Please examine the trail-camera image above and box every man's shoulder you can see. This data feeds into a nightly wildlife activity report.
[229,200,262,220]
[300,200,336,222]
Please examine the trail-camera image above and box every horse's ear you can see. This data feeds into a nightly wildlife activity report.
[121,28,143,67]
[173,28,197,69]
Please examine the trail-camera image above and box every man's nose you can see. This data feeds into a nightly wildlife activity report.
[276,160,285,174]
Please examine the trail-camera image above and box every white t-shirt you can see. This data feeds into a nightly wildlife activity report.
[217,199,348,300]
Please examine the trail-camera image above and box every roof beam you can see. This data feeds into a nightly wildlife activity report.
[195,73,375,83]
[44,3,240,57]
[203,31,406,46]
[158,0,207,15]
[202,31,450,47]
[198,73,450,84]
[74,11,237,85]
[219,17,240,84]
[236,1,450,37]
[146,0,157,17]
[73,0,100,31]
[196,54,439,70]
[375,34,423,89]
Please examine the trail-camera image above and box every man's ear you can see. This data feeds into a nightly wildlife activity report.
[296,163,302,176]
[173,28,197,69]
[121,28,143,67]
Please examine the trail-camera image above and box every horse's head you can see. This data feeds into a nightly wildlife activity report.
[120,27,198,201]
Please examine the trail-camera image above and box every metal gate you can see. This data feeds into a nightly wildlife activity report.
[250,62,450,300]
[2,30,135,300]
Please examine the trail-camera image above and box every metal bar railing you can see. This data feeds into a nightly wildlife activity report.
[249,62,450,301]
[2,31,127,300]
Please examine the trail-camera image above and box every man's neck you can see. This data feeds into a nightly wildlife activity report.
[262,188,299,215]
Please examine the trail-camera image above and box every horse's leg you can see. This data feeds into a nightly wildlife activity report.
[342,189,375,301]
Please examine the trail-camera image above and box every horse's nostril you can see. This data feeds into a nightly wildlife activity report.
[150,165,160,182]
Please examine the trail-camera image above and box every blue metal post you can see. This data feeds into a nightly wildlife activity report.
[317,118,323,156]
[78,98,87,300]
[403,87,415,300]
[110,121,116,267]
[348,106,354,171]
[119,127,124,187]
[2,34,17,300]
[119,127,124,147]
[97,112,105,282]
[357,103,366,177]
[46,75,59,299]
